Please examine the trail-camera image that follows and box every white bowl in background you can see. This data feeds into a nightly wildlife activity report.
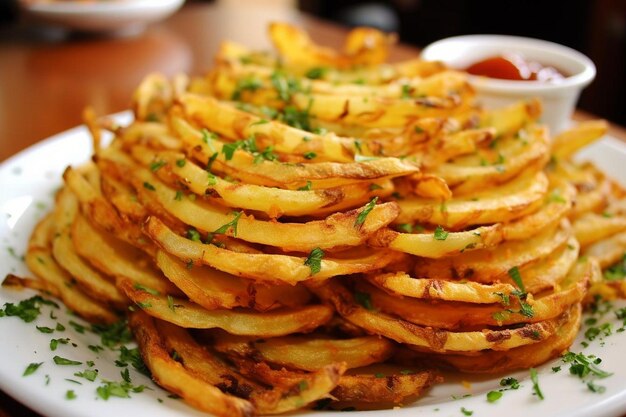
[21,0,185,35]
[420,35,596,133]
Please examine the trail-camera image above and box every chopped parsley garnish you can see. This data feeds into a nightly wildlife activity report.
[69,320,86,333]
[500,377,520,389]
[213,211,243,236]
[201,129,218,145]
[23,362,43,376]
[355,197,378,228]
[562,351,612,379]
[118,346,150,376]
[142,182,155,191]
[0,296,58,323]
[232,77,263,100]
[133,283,160,296]
[508,266,525,292]
[433,225,449,241]
[271,70,300,102]
[304,247,324,275]
[96,380,147,400]
[53,355,82,366]
[75,369,98,382]
[279,104,312,131]
[36,326,55,334]
[91,319,133,348]
[66,390,76,400]
[50,338,70,351]
[149,160,166,172]
[186,228,202,242]
[303,151,317,160]
[174,190,183,201]
[167,295,176,312]
[175,158,186,168]
[548,189,567,203]
[399,369,414,375]
[604,253,626,281]
[298,181,312,191]
[354,291,374,310]
[305,67,328,79]
[401,84,412,98]
[121,368,131,383]
[222,142,240,161]
[529,368,544,400]
[396,223,413,233]
[486,390,502,402]
[297,380,309,391]
[460,407,473,416]
[369,183,383,191]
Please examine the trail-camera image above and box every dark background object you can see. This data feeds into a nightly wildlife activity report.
[299,0,626,126]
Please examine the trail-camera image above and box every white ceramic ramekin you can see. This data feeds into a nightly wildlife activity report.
[420,35,596,133]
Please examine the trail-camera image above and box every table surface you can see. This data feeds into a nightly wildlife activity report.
[1,2,625,417]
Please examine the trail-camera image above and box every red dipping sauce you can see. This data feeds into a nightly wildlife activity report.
[465,54,566,82]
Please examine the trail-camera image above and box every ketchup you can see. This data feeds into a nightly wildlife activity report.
[465,54,566,82]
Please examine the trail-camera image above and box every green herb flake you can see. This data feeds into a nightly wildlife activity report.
[167,295,176,312]
[50,338,70,351]
[142,182,156,191]
[0,296,58,323]
[174,190,184,201]
[149,160,166,172]
[53,355,82,366]
[354,292,374,310]
[213,211,243,237]
[304,247,324,275]
[434,225,449,241]
[66,390,76,400]
[36,326,55,334]
[133,283,160,296]
[604,254,626,281]
[530,368,544,400]
[508,266,525,292]
[232,77,263,101]
[75,369,98,382]
[91,319,133,348]
[303,151,317,160]
[298,181,312,191]
[486,390,503,403]
[23,362,43,376]
[355,197,378,228]
[460,407,473,416]
[175,158,186,168]
[305,67,328,80]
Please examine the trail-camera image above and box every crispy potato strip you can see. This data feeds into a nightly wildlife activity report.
[414,220,571,281]
[144,216,401,284]
[213,334,394,371]
[155,250,311,311]
[369,223,503,258]
[119,278,332,336]
[156,321,344,414]
[129,311,256,417]
[172,112,420,189]
[130,146,392,217]
[309,280,563,352]
[395,170,549,228]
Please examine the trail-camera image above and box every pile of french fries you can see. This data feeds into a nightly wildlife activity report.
[10,22,626,416]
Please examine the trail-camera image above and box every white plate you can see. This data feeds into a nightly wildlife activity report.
[1,114,626,417]
[20,0,185,35]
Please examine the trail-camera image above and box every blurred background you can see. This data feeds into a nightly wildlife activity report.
[298,0,626,127]
[0,0,624,126]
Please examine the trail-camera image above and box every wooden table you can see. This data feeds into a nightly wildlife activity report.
[0,2,625,416]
